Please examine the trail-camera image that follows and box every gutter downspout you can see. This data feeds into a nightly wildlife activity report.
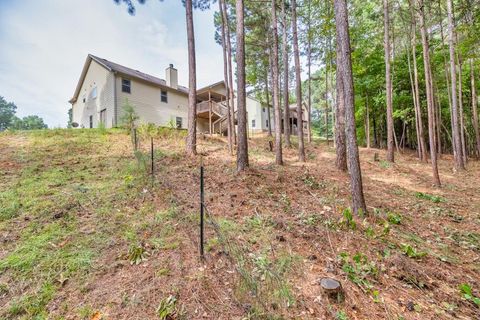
[113,71,118,127]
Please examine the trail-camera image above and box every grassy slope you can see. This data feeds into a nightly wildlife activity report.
[0,129,479,319]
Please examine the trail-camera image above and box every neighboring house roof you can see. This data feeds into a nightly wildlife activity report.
[69,54,189,103]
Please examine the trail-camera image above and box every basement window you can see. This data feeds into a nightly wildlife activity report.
[89,115,93,128]
[176,117,182,129]
[161,90,168,103]
[122,79,131,93]
[252,119,256,128]
[266,119,269,128]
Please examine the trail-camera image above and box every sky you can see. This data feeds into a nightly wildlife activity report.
[0,0,224,128]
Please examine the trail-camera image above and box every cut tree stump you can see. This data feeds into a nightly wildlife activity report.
[374,153,380,161]
[268,140,273,152]
[319,277,344,302]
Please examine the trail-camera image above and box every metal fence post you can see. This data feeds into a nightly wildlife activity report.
[200,156,204,259]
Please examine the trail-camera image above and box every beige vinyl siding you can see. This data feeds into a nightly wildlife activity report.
[72,60,115,128]
[245,97,266,133]
[115,76,189,128]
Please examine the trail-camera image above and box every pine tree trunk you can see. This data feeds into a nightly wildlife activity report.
[221,0,236,145]
[219,0,233,155]
[281,0,291,147]
[335,52,347,171]
[185,0,197,156]
[446,0,465,170]
[471,59,480,158]
[457,57,467,164]
[334,0,367,214]
[307,0,312,143]
[265,71,272,136]
[384,0,394,162]
[236,0,248,171]
[411,15,428,162]
[271,0,283,165]
[406,36,422,158]
[417,0,441,186]
[291,0,305,162]
[365,95,371,148]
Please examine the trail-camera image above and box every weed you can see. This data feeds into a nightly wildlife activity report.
[302,174,324,189]
[387,212,402,225]
[128,243,150,265]
[459,283,480,307]
[400,243,427,259]
[156,295,178,319]
[339,252,377,290]
[335,310,349,320]
[379,160,391,169]
[415,192,445,203]
[340,208,356,230]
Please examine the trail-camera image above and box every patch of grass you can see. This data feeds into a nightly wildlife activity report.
[340,208,356,230]
[400,243,427,259]
[128,243,150,265]
[387,212,402,225]
[156,295,180,319]
[415,192,446,203]
[339,252,378,291]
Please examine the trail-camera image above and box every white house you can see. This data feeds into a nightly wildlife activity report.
[69,54,307,135]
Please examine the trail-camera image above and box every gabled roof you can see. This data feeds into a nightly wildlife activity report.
[69,54,189,103]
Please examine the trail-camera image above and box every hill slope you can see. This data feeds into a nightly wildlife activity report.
[0,129,479,319]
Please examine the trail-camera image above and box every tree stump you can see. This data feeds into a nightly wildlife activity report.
[268,140,273,152]
[319,278,344,302]
[374,152,380,162]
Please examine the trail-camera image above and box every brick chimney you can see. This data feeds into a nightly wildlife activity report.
[165,64,178,89]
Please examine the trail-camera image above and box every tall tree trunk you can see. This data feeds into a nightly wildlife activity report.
[406,35,422,158]
[265,70,272,136]
[471,59,480,158]
[335,52,347,171]
[221,0,236,145]
[417,0,441,186]
[457,57,467,164]
[411,14,428,162]
[185,0,197,156]
[334,0,367,214]
[365,94,371,148]
[384,0,394,162]
[219,0,233,155]
[291,0,305,161]
[271,0,283,165]
[236,0,248,171]
[446,0,465,170]
[281,0,291,147]
[306,0,312,143]
[325,65,330,144]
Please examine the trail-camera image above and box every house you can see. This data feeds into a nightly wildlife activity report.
[69,54,307,135]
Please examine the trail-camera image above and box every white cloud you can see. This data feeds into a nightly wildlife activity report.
[0,0,224,127]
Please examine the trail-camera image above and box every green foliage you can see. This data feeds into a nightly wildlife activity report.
[459,284,480,307]
[339,252,377,290]
[415,192,445,203]
[0,95,17,130]
[127,243,150,265]
[400,243,427,259]
[10,115,48,130]
[156,295,178,319]
[387,212,402,225]
[120,98,139,131]
[340,208,356,230]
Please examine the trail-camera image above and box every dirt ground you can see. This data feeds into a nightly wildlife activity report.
[0,129,479,319]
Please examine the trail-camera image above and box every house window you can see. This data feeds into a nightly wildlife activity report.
[161,90,168,103]
[266,119,269,128]
[262,107,265,113]
[122,79,131,93]
[100,109,106,124]
[82,95,86,103]
[91,86,97,99]
[175,117,182,129]
[89,115,93,128]
[252,119,256,128]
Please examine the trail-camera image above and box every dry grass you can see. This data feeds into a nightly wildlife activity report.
[0,129,479,319]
